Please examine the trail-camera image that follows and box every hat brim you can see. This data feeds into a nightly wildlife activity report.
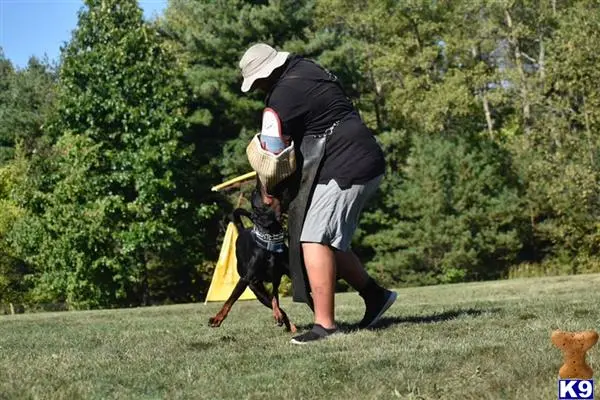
[241,51,290,93]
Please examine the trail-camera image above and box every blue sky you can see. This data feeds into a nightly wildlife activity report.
[0,0,168,69]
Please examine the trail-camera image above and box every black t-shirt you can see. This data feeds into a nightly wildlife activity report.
[264,55,385,189]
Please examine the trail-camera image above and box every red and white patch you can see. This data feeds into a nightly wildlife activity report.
[259,108,290,153]
[261,108,283,139]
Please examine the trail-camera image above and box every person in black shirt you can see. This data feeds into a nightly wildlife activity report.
[239,43,397,344]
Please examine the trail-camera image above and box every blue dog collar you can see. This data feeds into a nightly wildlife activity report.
[251,227,286,253]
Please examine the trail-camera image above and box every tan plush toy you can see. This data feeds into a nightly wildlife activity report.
[551,330,599,379]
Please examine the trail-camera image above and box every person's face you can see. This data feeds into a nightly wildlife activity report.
[251,77,272,93]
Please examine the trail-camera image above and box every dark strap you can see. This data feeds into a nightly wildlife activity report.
[287,133,328,306]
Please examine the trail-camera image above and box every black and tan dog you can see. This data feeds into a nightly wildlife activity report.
[208,181,297,332]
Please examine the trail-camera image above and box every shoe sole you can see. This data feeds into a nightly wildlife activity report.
[290,331,342,345]
[365,291,397,329]
[290,338,311,345]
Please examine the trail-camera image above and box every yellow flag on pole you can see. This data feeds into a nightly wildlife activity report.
[204,222,256,303]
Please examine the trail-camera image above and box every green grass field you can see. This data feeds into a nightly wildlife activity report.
[1,274,599,400]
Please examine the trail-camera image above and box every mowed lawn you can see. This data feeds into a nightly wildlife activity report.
[1,274,600,400]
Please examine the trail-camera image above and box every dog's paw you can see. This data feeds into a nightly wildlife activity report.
[208,316,223,328]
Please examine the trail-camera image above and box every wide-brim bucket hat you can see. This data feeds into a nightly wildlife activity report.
[239,43,289,93]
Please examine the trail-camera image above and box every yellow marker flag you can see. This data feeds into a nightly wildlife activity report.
[204,222,256,303]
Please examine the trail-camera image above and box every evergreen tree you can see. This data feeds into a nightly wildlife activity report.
[364,135,525,286]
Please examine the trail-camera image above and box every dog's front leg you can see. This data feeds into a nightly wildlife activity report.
[271,274,296,333]
[270,297,296,333]
[270,273,284,326]
[248,281,274,309]
[208,278,249,328]
[249,281,295,333]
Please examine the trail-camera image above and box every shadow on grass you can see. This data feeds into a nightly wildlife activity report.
[294,307,502,333]
[368,307,502,330]
[188,335,237,350]
[188,341,213,351]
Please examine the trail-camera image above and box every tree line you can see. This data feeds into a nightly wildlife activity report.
[1,0,599,311]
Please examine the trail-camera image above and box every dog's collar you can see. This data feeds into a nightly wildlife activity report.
[251,227,286,253]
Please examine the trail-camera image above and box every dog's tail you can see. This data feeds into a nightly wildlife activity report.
[231,208,252,233]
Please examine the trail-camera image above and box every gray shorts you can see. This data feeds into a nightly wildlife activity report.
[300,174,383,251]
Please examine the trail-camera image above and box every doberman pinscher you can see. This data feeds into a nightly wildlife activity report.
[208,181,297,332]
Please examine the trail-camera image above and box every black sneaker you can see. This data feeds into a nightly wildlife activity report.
[290,324,339,345]
[358,289,397,329]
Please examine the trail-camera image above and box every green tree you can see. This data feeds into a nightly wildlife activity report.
[10,0,213,308]
[0,145,29,308]
[363,135,525,286]
[509,1,600,272]
[0,53,57,163]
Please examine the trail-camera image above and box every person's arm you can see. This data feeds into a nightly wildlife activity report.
[246,85,306,192]
[264,84,306,144]
[258,107,289,154]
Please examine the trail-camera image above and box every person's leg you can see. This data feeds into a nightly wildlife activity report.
[332,173,380,292]
[291,175,395,343]
[302,242,337,329]
[335,250,369,290]
[290,241,339,344]
[335,248,396,328]
[290,181,341,344]
[329,174,397,328]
